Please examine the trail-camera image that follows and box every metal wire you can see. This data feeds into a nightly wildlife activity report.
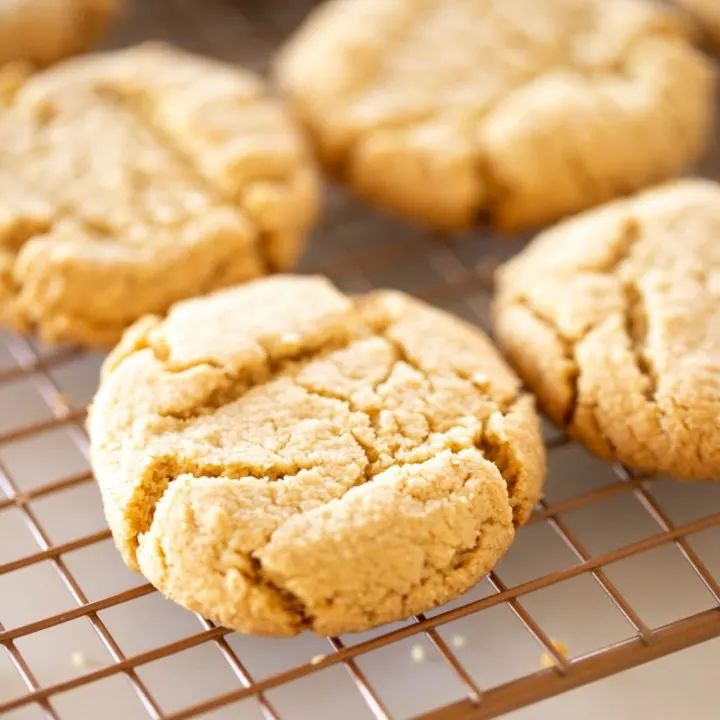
[1,1,719,719]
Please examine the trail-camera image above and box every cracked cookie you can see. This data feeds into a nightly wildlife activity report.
[675,0,720,48]
[89,275,545,636]
[0,43,319,347]
[0,0,121,68]
[494,179,720,480]
[274,0,715,231]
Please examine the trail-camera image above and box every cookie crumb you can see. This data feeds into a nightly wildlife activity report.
[450,634,467,649]
[70,651,86,668]
[540,639,569,669]
[410,644,427,663]
[70,651,97,669]
[52,393,71,414]
[310,654,326,665]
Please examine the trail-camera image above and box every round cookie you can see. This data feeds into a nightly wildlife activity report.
[675,0,720,48]
[0,0,121,68]
[89,275,545,636]
[0,43,319,347]
[494,179,720,481]
[275,0,715,231]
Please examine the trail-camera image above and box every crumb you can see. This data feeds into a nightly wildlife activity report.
[540,639,569,669]
[310,654,326,665]
[410,644,426,663]
[451,634,467,649]
[71,651,90,669]
[52,393,70,414]
[71,651,104,670]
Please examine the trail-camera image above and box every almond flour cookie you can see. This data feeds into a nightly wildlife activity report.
[0,44,319,347]
[0,0,121,68]
[275,0,715,231]
[494,180,720,480]
[89,275,545,636]
[675,0,720,48]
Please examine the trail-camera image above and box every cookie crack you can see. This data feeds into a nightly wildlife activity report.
[510,295,581,427]
[147,486,313,631]
[368,513,511,628]
[127,306,530,611]
[375,325,515,413]
[247,555,313,630]
[508,292,623,470]
[136,292,518,431]
[622,280,658,403]
[371,328,528,511]
[133,451,346,565]
[145,337,519,486]
[0,210,143,335]
[94,86,273,275]
[509,214,649,412]
[596,217,642,274]
[0,178,249,342]
[127,327,369,424]
[473,396,527,527]
[248,446,514,632]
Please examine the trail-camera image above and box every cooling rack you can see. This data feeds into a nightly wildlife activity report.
[1,1,719,719]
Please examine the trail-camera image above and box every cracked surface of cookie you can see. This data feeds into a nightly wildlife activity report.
[89,275,545,636]
[494,179,720,480]
[0,43,319,347]
[275,0,715,231]
[0,0,121,68]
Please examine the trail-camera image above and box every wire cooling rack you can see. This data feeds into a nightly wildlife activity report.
[1,1,720,719]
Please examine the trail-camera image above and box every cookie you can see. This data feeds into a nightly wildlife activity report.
[0,0,121,68]
[0,43,319,347]
[89,275,545,636]
[275,0,715,231]
[675,0,720,48]
[494,179,720,480]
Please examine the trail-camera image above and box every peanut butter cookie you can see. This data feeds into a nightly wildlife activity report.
[89,275,545,636]
[0,0,121,68]
[0,43,319,347]
[494,179,720,480]
[275,0,715,231]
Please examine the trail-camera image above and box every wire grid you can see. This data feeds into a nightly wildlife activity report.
[1,0,719,718]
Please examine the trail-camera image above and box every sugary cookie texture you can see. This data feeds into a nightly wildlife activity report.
[89,276,545,636]
[275,0,715,231]
[0,44,319,347]
[494,180,720,480]
[0,0,121,68]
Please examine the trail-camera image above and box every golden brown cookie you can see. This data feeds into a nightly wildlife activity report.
[89,275,545,636]
[674,0,720,48]
[275,0,715,231]
[0,0,121,68]
[494,179,720,480]
[0,43,319,347]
